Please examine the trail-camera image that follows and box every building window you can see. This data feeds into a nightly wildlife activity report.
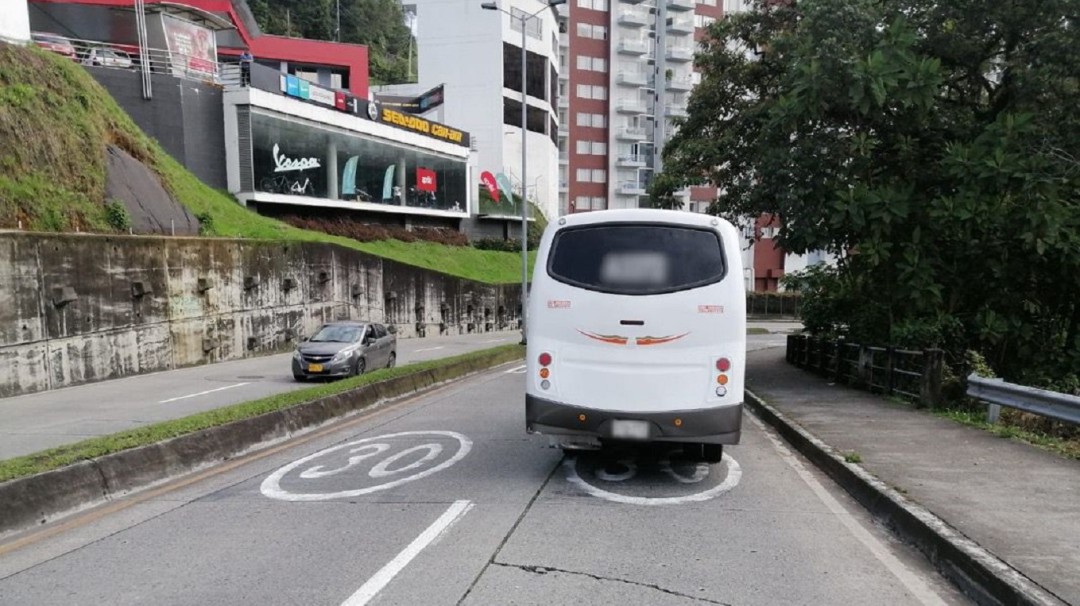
[576,168,590,182]
[576,140,591,154]
[576,55,591,70]
[592,169,607,183]
[591,141,607,154]
[576,0,608,11]
[576,84,590,99]
[576,111,590,126]
[698,0,716,5]
[576,23,608,39]
[590,113,606,127]
[593,85,607,100]
[509,7,543,39]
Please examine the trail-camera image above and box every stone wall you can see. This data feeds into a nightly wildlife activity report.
[0,232,520,397]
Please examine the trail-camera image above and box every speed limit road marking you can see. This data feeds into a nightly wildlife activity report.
[260,431,472,502]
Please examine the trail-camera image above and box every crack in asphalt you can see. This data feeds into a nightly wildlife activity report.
[492,561,734,605]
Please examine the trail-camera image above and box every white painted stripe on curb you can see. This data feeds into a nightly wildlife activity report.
[158,383,250,404]
[504,365,527,374]
[747,414,949,606]
[414,346,446,353]
[341,500,474,606]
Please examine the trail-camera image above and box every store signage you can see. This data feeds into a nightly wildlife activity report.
[272,144,320,173]
[377,84,445,115]
[276,76,470,148]
[280,74,336,109]
[380,107,467,146]
[416,167,437,192]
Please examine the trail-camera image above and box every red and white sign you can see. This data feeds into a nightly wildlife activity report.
[480,171,500,201]
[698,305,725,314]
[547,300,571,309]
[416,167,437,192]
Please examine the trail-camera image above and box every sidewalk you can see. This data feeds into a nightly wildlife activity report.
[747,346,1080,605]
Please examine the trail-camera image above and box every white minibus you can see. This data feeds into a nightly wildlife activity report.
[525,209,746,463]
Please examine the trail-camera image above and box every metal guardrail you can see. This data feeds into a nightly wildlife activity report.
[966,375,1080,425]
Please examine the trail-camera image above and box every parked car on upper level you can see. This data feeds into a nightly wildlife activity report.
[81,46,134,70]
[31,32,76,60]
[291,321,397,381]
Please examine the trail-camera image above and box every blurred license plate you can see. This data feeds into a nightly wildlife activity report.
[307,363,324,373]
[611,420,649,440]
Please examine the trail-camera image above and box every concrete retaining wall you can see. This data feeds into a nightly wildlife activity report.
[0,232,520,397]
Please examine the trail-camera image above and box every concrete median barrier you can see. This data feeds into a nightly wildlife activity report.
[0,346,523,538]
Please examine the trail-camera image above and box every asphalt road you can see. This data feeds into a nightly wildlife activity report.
[0,331,520,460]
[0,354,967,605]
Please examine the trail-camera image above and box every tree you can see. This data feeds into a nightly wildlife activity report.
[658,0,1080,386]
[248,0,417,85]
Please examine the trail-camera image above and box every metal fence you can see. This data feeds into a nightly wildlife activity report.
[747,292,801,319]
[966,375,1080,426]
[787,334,944,407]
[31,35,241,88]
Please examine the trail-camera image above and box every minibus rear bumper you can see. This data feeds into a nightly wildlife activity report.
[526,394,742,446]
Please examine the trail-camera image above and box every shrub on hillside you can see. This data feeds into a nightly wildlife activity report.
[279,215,469,246]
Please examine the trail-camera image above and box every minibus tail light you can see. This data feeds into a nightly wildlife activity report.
[539,352,553,367]
[716,358,731,372]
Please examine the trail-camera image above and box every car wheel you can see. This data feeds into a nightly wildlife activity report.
[351,357,366,377]
[386,352,396,369]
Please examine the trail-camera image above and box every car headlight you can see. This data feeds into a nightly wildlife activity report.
[293,350,302,361]
[331,350,350,363]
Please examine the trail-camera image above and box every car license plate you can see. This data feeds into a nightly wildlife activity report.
[611,420,650,440]
[307,363,323,373]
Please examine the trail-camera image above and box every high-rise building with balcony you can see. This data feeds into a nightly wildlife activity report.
[556,0,750,215]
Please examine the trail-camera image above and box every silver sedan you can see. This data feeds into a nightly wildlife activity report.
[291,321,397,381]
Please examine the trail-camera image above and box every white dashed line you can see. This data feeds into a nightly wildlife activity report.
[158,383,250,404]
[340,500,474,606]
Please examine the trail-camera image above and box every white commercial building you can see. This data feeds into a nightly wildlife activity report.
[0,0,31,43]
[403,0,563,221]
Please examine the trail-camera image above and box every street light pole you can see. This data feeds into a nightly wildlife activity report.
[481,0,565,345]
[519,11,529,345]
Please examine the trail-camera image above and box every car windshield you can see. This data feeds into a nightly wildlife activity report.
[308,325,364,343]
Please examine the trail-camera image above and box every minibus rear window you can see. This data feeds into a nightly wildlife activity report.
[547,223,727,295]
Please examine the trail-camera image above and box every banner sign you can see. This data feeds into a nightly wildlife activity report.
[342,156,359,196]
[161,14,217,82]
[495,173,515,204]
[480,171,500,201]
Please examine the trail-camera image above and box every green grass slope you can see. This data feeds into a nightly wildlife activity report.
[0,44,530,283]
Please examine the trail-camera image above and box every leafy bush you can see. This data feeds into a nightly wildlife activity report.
[104,201,131,231]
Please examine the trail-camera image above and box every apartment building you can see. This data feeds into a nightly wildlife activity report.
[556,0,746,215]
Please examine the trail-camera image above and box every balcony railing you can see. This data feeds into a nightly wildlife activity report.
[618,8,649,27]
[617,181,648,195]
[667,16,695,34]
[616,154,647,167]
[617,39,649,55]
[666,75,694,91]
[667,0,694,11]
[616,126,648,140]
[666,46,694,62]
[616,100,647,114]
[616,70,648,86]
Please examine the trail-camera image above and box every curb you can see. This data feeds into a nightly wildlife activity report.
[0,348,523,538]
[743,389,1068,606]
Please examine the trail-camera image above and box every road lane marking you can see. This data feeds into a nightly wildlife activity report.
[158,382,250,404]
[563,454,742,506]
[260,431,472,501]
[414,346,446,353]
[341,500,474,606]
[747,414,949,606]
[505,365,527,374]
[481,338,507,344]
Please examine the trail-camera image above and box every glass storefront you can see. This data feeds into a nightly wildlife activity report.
[248,110,469,213]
